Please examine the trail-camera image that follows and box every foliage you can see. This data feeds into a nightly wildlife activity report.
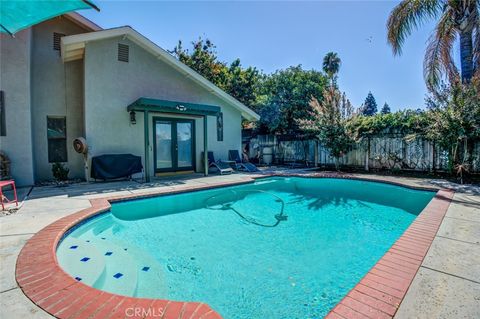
[323,52,341,86]
[387,0,480,92]
[173,38,329,134]
[423,83,480,171]
[298,86,353,170]
[256,65,328,134]
[52,162,69,181]
[172,38,261,108]
[347,110,429,140]
[361,92,378,116]
[381,102,391,114]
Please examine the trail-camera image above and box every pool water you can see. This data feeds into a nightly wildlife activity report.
[57,177,435,318]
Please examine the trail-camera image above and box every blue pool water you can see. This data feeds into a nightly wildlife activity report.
[57,177,435,318]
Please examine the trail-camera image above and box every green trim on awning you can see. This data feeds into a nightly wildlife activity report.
[127,98,221,117]
[0,0,99,35]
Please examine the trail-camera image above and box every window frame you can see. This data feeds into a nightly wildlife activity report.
[0,91,5,136]
[47,116,68,163]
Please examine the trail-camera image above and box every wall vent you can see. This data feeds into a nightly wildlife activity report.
[53,32,65,51]
[118,44,129,62]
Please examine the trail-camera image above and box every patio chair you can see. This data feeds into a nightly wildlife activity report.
[203,152,234,175]
[228,150,259,172]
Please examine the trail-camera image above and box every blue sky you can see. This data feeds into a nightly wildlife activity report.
[81,1,439,111]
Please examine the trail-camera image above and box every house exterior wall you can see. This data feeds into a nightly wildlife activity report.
[0,29,35,186]
[30,17,88,181]
[83,37,242,178]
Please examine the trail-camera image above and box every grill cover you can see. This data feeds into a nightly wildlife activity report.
[91,154,142,180]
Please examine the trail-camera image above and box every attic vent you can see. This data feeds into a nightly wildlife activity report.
[118,44,129,62]
[53,32,65,51]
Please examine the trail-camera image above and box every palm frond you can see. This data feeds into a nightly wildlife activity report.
[387,0,442,55]
[424,10,459,92]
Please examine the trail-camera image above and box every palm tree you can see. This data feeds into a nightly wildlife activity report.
[387,0,479,91]
[323,52,341,85]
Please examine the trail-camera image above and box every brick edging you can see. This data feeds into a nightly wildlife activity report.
[15,174,453,319]
[324,188,454,319]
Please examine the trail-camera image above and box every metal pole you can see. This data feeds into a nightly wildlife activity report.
[204,115,208,176]
[144,111,150,182]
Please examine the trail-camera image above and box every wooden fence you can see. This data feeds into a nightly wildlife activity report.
[245,134,480,173]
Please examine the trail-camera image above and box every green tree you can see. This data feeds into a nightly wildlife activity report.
[298,86,353,170]
[387,0,480,91]
[362,92,378,116]
[172,38,228,89]
[381,102,391,114]
[172,38,261,108]
[322,52,341,86]
[424,83,480,172]
[257,65,328,133]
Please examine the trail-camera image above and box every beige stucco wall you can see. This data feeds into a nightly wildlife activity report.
[0,29,35,186]
[30,17,88,181]
[83,37,242,179]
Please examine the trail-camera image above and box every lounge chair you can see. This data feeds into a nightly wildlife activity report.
[203,152,234,175]
[228,150,259,172]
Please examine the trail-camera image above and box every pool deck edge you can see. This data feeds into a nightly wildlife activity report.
[14,174,454,319]
[324,188,454,319]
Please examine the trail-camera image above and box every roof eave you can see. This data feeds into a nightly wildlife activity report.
[61,26,260,121]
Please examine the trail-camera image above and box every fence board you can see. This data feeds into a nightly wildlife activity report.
[245,134,479,173]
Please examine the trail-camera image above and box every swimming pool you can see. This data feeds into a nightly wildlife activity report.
[57,177,435,318]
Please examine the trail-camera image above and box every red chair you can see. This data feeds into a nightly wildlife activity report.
[0,180,18,210]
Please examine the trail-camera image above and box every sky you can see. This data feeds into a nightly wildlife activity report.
[81,0,440,111]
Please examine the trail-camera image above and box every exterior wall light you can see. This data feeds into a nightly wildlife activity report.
[176,104,187,111]
[130,110,136,125]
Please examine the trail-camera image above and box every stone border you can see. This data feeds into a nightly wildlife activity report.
[15,174,453,319]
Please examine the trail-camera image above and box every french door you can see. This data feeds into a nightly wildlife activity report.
[153,118,195,172]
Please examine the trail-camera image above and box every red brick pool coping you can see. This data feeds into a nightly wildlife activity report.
[15,174,454,319]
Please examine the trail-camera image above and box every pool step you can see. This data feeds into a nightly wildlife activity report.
[81,228,139,297]
[96,227,168,298]
[56,237,106,286]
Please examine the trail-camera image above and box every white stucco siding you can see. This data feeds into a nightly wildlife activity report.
[0,29,35,186]
[84,37,242,177]
[31,17,88,181]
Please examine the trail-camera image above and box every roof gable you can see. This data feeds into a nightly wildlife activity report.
[61,26,259,120]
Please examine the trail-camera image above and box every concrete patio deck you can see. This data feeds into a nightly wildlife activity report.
[0,172,479,318]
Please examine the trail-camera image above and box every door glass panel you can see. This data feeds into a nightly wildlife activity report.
[177,122,192,168]
[156,122,172,169]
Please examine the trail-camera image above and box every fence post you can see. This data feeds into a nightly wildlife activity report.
[365,136,370,172]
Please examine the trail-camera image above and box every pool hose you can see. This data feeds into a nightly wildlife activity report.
[205,189,287,228]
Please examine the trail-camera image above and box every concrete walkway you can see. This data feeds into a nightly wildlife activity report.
[0,173,478,318]
[394,190,480,319]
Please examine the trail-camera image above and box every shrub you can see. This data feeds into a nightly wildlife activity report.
[52,162,69,181]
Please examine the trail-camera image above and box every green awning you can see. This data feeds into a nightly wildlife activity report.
[127,98,221,117]
[0,0,99,35]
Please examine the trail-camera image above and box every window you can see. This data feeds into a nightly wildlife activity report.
[53,32,65,51]
[0,91,5,136]
[118,43,129,62]
[47,117,67,162]
[217,112,223,141]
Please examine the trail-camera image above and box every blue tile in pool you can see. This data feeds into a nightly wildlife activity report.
[75,277,82,281]
[142,266,150,272]
[105,252,113,256]
[80,257,90,262]
[113,273,123,279]
[69,245,78,249]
